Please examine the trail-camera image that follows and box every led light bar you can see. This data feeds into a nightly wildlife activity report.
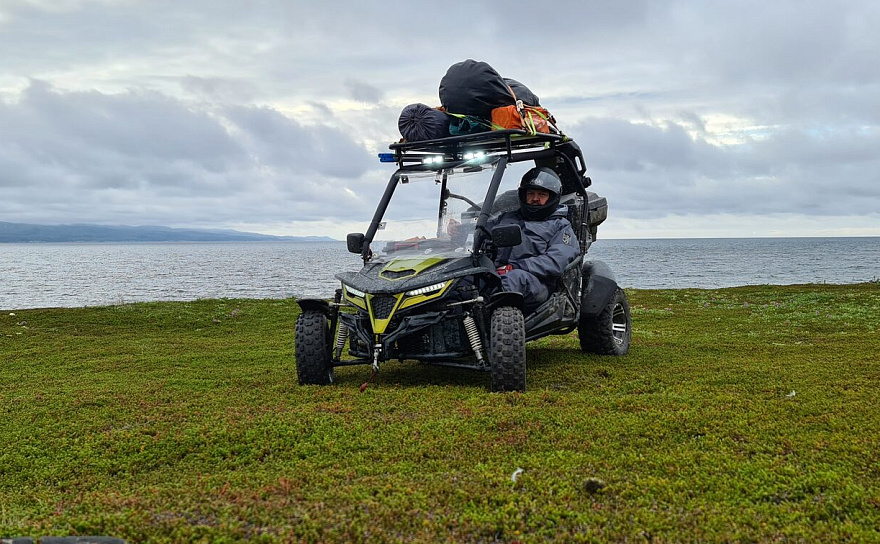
[344,284,366,298]
[405,282,446,297]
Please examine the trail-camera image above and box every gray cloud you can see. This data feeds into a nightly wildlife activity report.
[344,78,384,104]
[0,0,878,237]
[179,76,257,103]
[0,80,376,226]
[223,104,371,177]
[568,116,880,218]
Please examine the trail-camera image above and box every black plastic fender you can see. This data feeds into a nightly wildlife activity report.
[580,260,620,318]
[488,290,524,312]
[296,298,331,316]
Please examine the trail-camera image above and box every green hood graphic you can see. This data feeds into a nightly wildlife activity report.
[379,256,445,281]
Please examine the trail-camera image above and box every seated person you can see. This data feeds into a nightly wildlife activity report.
[490,167,579,312]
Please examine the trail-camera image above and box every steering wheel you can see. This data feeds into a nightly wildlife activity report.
[447,192,481,211]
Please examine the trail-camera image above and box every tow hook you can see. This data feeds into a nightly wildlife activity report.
[372,343,382,373]
[360,343,382,392]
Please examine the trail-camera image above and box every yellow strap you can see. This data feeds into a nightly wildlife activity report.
[522,106,561,135]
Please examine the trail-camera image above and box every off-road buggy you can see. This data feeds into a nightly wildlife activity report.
[295,130,631,392]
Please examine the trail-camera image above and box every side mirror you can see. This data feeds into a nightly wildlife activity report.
[582,176,592,188]
[346,232,365,254]
[491,224,522,248]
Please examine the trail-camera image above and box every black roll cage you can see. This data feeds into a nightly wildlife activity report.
[361,130,591,263]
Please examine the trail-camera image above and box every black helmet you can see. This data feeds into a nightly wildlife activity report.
[518,166,562,220]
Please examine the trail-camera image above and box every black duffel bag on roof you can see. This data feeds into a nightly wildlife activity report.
[398,103,450,142]
[439,59,515,119]
[504,77,540,106]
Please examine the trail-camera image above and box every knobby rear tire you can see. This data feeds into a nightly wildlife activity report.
[578,287,632,355]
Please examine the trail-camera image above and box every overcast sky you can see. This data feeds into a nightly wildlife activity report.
[1,0,878,238]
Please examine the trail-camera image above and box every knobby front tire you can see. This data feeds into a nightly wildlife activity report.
[294,310,334,385]
[489,306,526,392]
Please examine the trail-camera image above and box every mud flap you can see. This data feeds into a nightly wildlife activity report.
[296,298,331,316]
[580,260,619,318]
[487,290,524,313]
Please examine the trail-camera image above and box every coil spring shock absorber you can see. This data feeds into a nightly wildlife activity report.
[333,323,348,359]
[462,313,484,365]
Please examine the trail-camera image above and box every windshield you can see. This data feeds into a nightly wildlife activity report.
[369,159,532,262]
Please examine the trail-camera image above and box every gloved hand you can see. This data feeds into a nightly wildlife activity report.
[496,264,514,275]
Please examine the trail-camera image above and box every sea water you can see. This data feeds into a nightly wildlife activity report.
[1,238,878,310]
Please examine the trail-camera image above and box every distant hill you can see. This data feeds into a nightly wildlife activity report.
[0,222,336,243]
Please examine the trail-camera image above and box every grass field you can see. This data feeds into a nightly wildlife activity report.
[2,283,879,542]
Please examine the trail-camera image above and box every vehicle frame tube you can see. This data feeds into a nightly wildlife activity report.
[473,156,509,251]
[362,171,401,261]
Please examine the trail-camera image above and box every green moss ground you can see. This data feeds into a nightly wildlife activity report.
[1,283,878,542]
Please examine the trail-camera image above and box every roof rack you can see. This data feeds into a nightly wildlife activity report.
[387,130,569,167]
